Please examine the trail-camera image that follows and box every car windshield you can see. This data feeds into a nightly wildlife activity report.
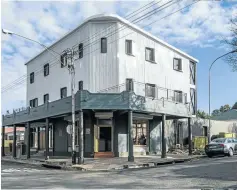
[211,138,226,143]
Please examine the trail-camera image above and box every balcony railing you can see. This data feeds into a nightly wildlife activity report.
[132,81,188,104]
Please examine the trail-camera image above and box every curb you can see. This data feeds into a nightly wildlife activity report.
[3,155,206,172]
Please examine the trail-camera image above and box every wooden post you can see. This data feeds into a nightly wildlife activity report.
[45,118,49,160]
[2,126,5,157]
[26,122,31,159]
[188,118,192,155]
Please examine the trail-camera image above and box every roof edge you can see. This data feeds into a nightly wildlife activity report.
[25,13,198,65]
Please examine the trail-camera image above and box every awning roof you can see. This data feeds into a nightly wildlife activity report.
[212,109,237,121]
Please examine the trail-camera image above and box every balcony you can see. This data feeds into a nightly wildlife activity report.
[2,81,191,126]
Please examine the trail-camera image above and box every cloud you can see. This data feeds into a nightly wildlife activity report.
[1,0,235,113]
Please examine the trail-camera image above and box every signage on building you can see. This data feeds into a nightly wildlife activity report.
[66,125,72,135]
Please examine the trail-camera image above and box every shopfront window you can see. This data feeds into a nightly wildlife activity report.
[133,120,147,145]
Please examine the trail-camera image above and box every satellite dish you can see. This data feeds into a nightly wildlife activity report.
[66,125,72,134]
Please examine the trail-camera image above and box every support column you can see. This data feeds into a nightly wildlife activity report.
[37,127,40,151]
[26,122,31,159]
[13,125,17,158]
[128,110,134,162]
[78,110,84,164]
[188,118,192,155]
[45,118,49,160]
[2,126,5,157]
[161,114,166,158]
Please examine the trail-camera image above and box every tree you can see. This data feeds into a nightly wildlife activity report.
[232,102,237,109]
[224,18,237,71]
[212,109,220,116]
[220,104,231,112]
[197,110,209,119]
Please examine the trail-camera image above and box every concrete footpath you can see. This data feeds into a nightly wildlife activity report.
[2,154,206,172]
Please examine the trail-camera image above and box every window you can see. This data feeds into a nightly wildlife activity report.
[133,121,147,145]
[101,38,107,53]
[174,91,183,103]
[30,72,34,84]
[145,47,155,62]
[43,94,49,104]
[29,98,38,108]
[79,43,83,59]
[145,83,156,98]
[9,136,13,140]
[78,81,83,90]
[173,58,182,71]
[125,40,132,55]
[44,63,49,76]
[61,53,67,68]
[190,61,196,85]
[60,87,67,99]
[190,88,196,115]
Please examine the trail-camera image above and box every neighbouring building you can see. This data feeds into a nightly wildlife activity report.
[2,14,198,160]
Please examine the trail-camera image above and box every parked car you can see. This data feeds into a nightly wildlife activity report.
[205,138,237,158]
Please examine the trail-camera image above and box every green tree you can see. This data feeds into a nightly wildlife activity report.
[212,109,220,116]
[220,104,231,112]
[232,102,237,109]
[224,18,237,71]
[197,110,209,119]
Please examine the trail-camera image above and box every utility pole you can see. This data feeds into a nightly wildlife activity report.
[65,48,76,164]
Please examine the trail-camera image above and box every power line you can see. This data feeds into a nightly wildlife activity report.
[1,1,158,93]
[2,0,200,93]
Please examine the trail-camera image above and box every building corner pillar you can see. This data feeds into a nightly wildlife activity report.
[161,114,166,158]
[188,117,192,155]
[26,122,31,159]
[128,110,134,162]
[45,118,49,160]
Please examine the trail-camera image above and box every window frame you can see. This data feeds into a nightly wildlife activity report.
[173,58,182,72]
[43,93,49,104]
[145,83,156,98]
[60,87,67,99]
[60,52,67,68]
[101,37,107,53]
[30,72,34,84]
[29,98,38,107]
[125,40,133,55]
[190,61,196,85]
[79,43,83,59]
[145,47,155,63]
[174,90,183,103]
[44,63,49,76]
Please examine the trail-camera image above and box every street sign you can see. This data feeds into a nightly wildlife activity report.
[66,125,72,134]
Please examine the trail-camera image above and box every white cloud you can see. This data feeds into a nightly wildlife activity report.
[1,0,236,113]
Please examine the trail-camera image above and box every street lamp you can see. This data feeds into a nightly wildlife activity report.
[208,49,237,143]
[2,28,78,164]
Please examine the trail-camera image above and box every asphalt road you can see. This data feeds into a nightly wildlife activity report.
[1,156,237,189]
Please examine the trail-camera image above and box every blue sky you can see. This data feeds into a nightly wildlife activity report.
[1,0,237,114]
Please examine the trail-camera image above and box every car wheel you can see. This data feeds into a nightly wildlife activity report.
[228,148,234,157]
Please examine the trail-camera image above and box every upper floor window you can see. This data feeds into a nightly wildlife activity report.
[44,63,49,76]
[145,83,156,98]
[61,52,67,68]
[125,40,133,55]
[43,94,49,104]
[29,98,38,108]
[190,61,196,85]
[145,47,155,62]
[78,81,83,90]
[174,90,183,103]
[190,88,196,115]
[173,58,182,71]
[30,72,34,84]
[101,38,107,53]
[60,87,67,99]
[79,43,83,59]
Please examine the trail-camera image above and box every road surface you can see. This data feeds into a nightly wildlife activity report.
[1,156,237,189]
